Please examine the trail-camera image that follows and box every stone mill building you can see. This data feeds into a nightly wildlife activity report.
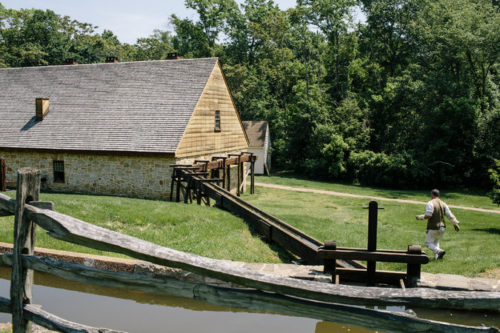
[0,57,249,199]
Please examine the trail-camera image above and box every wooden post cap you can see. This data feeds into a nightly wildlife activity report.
[407,245,422,253]
[324,240,337,249]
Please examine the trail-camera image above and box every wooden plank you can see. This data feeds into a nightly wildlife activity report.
[24,304,124,333]
[3,255,498,333]
[336,268,407,282]
[318,249,429,264]
[8,205,497,310]
[11,167,40,333]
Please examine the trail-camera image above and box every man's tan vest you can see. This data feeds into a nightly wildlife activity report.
[427,198,446,230]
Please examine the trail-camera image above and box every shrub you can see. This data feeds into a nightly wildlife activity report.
[488,159,500,206]
[348,151,429,188]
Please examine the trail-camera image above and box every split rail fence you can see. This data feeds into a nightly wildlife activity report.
[0,168,499,332]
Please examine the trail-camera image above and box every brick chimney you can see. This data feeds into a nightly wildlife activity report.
[36,98,50,121]
[167,52,181,60]
[105,56,119,63]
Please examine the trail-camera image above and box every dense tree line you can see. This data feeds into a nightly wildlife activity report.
[1,0,498,192]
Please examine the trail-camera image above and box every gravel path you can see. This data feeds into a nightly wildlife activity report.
[255,182,500,214]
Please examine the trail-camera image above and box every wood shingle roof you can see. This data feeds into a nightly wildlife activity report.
[242,121,268,148]
[0,58,219,154]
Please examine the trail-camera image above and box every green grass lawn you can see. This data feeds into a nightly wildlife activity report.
[0,192,289,263]
[241,186,499,277]
[255,173,500,211]
[1,176,498,278]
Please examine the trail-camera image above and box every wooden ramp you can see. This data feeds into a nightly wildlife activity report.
[173,166,430,287]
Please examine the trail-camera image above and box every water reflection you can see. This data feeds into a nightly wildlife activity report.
[0,266,372,333]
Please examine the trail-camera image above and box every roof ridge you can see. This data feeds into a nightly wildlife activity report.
[0,57,219,71]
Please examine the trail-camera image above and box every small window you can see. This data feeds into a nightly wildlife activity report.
[214,110,221,132]
[53,160,65,183]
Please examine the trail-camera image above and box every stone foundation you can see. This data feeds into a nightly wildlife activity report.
[0,151,175,200]
[0,150,248,199]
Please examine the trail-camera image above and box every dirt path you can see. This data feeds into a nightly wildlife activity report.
[255,182,500,214]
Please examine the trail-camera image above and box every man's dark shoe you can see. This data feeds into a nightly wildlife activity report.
[437,250,446,259]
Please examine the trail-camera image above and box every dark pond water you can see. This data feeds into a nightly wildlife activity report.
[0,266,498,332]
[0,266,375,333]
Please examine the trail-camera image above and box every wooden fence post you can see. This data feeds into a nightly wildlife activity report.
[0,158,6,192]
[367,201,378,286]
[11,168,40,333]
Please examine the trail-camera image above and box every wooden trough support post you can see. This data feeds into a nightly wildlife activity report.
[322,240,337,283]
[366,201,381,286]
[210,157,219,179]
[226,161,231,192]
[11,168,40,333]
[0,158,6,192]
[241,152,254,195]
[219,157,227,189]
[407,245,423,288]
[228,154,242,196]
[194,161,209,204]
[250,154,256,194]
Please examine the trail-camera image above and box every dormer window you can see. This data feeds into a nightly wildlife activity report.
[214,110,221,132]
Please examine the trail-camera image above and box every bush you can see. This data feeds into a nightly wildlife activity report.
[348,151,429,188]
[488,159,500,206]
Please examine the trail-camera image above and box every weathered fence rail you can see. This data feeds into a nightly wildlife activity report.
[0,168,499,333]
[1,258,497,333]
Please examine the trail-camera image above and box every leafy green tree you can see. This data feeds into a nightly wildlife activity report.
[488,159,500,205]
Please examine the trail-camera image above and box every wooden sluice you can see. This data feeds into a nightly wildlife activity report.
[171,159,430,288]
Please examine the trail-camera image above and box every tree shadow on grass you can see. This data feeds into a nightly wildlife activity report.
[471,228,500,235]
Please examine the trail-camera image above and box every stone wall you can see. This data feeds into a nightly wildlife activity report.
[0,151,175,200]
[1,150,248,199]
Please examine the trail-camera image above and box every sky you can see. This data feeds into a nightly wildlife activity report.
[2,0,299,44]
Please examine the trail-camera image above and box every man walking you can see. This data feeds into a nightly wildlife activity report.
[416,189,460,259]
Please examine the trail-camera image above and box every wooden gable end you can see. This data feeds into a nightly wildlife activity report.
[175,61,248,158]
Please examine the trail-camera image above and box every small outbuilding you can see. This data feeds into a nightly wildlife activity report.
[242,121,271,175]
[0,57,249,199]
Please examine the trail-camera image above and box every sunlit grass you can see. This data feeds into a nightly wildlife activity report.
[241,186,499,277]
[0,192,290,263]
[255,174,499,210]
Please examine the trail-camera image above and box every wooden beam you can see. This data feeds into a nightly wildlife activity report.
[11,168,40,333]
[336,268,407,285]
[318,249,429,264]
